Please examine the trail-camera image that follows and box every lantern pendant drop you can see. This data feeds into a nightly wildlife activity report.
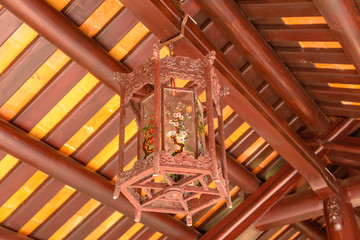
[113,44,231,225]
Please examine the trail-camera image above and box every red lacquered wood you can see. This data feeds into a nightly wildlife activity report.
[291,221,327,240]
[122,0,339,200]
[0,0,128,93]
[0,118,200,240]
[195,0,330,135]
[314,0,360,75]
[0,226,33,240]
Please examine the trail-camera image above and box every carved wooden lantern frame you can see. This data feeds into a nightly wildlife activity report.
[113,44,231,226]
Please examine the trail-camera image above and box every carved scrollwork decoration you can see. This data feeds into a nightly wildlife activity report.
[326,196,344,232]
[118,157,154,184]
[160,55,206,86]
[160,151,212,169]
[113,58,155,104]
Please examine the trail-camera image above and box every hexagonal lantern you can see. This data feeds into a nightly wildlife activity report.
[113,44,231,226]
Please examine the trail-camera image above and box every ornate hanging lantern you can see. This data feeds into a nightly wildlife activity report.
[113,44,231,226]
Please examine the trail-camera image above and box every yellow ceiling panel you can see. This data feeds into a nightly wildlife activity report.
[298,41,342,48]
[118,222,144,240]
[29,75,98,139]
[148,232,163,240]
[0,171,48,223]
[86,119,137,171]
[328,83,360,89]
[252,151,278,174]
[237,137,265,163]
[0,24,37,73]
[289,231,301,240]
[341,101,360,106]
[314,63,356,70]
[269,225,289,240]
[45,0,71,11]
[18,185,75,236]
[281,17,326,25]
[224,122,250,149]
[84,211,124,240]
[109,22,149,61]
[49,199,101,240]
[79,0,123,38]
[60,94,120,155]
[193,186,240,228]
[0,154,19,180]
[0,50,70,121]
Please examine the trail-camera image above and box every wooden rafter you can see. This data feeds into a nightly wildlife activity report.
[255,175,360,230]
[291,221,327,240]
[0,226,33,240]
[195,0,330,135]
[313,0,360,75]
[200,164,300,239]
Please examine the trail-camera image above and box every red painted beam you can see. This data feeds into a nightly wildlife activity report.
[0,0,261,195]
[323,142,360,155]
[121,0,339,199]
[0,0,142,95]
[195,0,330,135]
[291,221,327,240]
[255,175,360,230]
[313,0,360,75]
[200,165,301,240]
[216,144,261,193]
[0,118,200,240]
[0,226,33,240]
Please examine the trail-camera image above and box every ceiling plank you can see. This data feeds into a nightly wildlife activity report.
[323,142,360,155]
[196,0,330,135]
[200,164,301,239]
[313,0,360,75]
[0,0,132,94]
[199,118,355,238]
[255,175,360,230]
[291,221,327,240]
[120,0,339,197]
[238,0,320,19]
[0,118,200,240]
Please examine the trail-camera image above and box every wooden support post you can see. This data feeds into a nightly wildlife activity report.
[205,53,219,181]
[313,0,360,75]
[195,0,330,135]
[0,118,200,240]
[323,193,360,239]
[153,45,161,176]
[113,83,126,199]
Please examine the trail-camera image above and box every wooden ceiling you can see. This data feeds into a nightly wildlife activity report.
[1,0,360,239]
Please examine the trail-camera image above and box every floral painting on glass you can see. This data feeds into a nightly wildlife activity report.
[166,102,191,156]
[163,87,196,157]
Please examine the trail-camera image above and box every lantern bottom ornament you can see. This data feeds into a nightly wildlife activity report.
[117,151,231,226]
